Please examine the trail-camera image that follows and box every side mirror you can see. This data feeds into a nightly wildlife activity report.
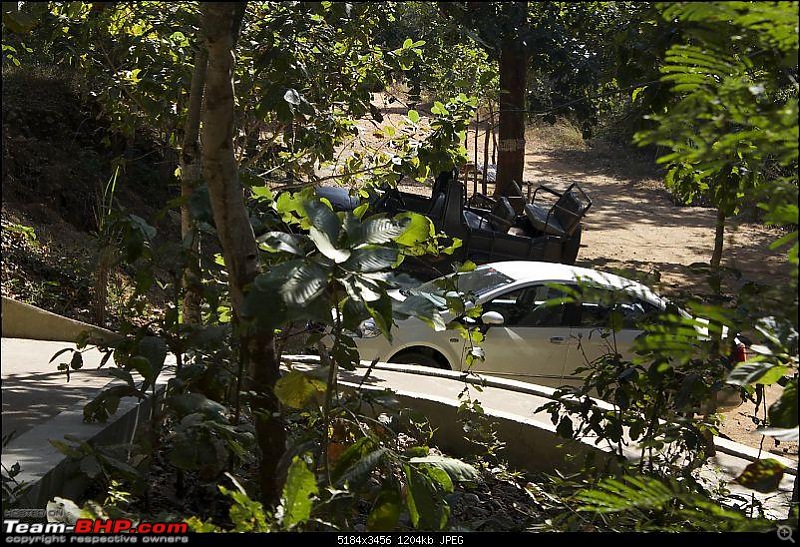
[481,311,505,326]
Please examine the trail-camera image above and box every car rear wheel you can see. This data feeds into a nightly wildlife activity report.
[390,351,447,370]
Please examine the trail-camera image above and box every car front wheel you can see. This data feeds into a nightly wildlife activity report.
[390,351,447,370]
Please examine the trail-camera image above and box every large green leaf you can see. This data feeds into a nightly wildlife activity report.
[335,448,387,488]
[274,370,327,409]
[361,217,406,245]
[167,393,228,423]
[342,246,398,273]
[304,200,341,243]
[342,275,383,303]
[733,458,786,493]
[258,231,307,256]
[408,456,480,483]
[280,456,318,529]
[394,212,434,247]
[3,10,37,34]
[137,335,168,386]
[768,379,798,429]
[309,226,351,263]
[726,362,790,386]
[403,464,449,530]
[331,436,377,484]
[280,261,329,306]
[367,488,403,531]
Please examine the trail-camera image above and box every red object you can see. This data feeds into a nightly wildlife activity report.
[734,344,749,363]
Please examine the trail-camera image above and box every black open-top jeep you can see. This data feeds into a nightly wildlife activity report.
[314,170,592,279]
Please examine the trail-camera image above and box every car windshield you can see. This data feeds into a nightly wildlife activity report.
[416,267,515,298]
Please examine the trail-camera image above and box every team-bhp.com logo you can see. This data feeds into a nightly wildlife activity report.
[5,518,188,534]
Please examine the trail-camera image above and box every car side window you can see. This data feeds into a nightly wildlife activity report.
[576,290,659,329]
[483,285,568,327]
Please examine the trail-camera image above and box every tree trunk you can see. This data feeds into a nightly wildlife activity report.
[493,1,528,197]
[482,104,491,195]
[180,44,208,325]
[495,38,528,196]
[201,2,286,506]
[711,207,725,269]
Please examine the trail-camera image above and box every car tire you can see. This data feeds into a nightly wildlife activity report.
[390,351,446,369]
[562,224,582,265]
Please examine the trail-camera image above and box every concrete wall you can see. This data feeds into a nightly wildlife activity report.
[1,297,118,343]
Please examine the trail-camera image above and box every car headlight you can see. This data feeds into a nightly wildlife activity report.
[356,318,381,339]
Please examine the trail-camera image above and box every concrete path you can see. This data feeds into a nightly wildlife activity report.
[2,338,120,439]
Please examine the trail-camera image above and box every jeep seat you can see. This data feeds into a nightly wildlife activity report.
[525,189,584,237]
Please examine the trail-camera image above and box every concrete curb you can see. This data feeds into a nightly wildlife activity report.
[1,297,119,343]
[3,374,171,509]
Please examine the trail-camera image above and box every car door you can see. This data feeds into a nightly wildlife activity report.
[469,284,571,387]
[563,288,659,385]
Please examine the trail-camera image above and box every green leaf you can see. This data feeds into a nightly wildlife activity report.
[342,246,398,273]
[420,465,453,494]
[2,11,36,34]
[367,489,403,531]
[362,217,406,245]
[733,459,785,493]
[403,464,449,530]
[394,212,433,247]
[280,261,329,305]
[336,448,387,488]
[575,475,676,513]
[167,393,228,423]
[274,370,327,409]
[726,362,790,386]
[280,456,318,529]
[304,199,341,242]
[69,351,84,371]
[309,226,350,263]
[138,336,167,379]
[768,379,798,429]
[407,109,420,124]
[108,368,135,387]
[49,348,74,363]
[408,456,479,483]
[258,231,306,255]
[49,439,84,459]
[331,436,376,483]
[353,203,369,220]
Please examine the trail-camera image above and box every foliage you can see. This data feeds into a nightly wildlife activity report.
[1,433,30,507]
[634,2,798,252]
[570,473,779,531]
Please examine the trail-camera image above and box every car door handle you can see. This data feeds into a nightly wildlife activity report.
[549,336,567,344]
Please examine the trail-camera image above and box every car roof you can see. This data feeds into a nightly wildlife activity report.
[484,261,664,303]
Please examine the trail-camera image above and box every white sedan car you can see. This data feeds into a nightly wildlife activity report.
[354,261,741,396]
